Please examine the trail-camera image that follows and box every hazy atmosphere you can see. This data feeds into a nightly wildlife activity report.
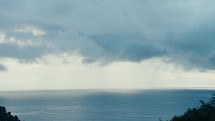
[1,0,215,90]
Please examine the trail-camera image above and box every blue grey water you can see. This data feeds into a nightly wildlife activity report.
[0,89,214,121]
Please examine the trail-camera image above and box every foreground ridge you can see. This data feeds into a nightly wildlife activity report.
[0,106,20,121]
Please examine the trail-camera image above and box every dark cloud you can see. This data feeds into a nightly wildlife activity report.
[121,44,166,62]
[0,0,215,70]
[91,34,165,62]
[0,43,47,61]
[164,23,215,70]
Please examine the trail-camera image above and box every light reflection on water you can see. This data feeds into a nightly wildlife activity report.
[0,89,214,121]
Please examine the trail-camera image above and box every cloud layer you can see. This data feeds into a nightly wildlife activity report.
[0,64,6,71]
[1,0,215,70]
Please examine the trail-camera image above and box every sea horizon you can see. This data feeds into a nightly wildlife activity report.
[0,89,214,121]
[1,87,215,92]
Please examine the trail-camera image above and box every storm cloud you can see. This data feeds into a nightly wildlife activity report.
[1,0,215,70]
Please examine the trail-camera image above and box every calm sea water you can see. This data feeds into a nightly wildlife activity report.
[0,89,214,121]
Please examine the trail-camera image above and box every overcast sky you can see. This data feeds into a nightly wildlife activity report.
[0,0,215,90]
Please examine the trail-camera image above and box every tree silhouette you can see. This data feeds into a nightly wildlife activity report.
[0,106,20,121]
[169,94,215,121]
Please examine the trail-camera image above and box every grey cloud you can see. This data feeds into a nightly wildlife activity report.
[0,43,47,60]
[1,0,215,70]
[122,44,166,62]
[164,22,215,70]
[90,34,165,62]
[0,64,6,72]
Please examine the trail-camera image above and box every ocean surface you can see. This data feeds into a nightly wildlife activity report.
[0,89,214,121]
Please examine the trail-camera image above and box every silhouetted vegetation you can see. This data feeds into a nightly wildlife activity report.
[167,94,215,121]
[0,106,20,121]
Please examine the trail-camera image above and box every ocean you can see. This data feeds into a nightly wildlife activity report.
[0,89,214,121]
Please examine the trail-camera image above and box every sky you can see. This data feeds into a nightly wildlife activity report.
[0,0,215,90]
